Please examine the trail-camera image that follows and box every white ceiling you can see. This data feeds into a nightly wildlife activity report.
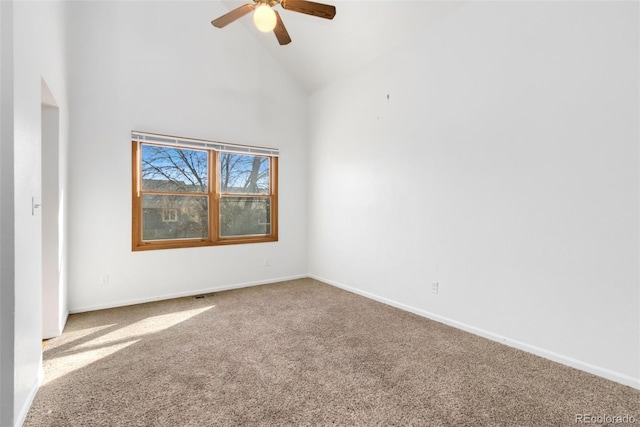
[216,1,466,93]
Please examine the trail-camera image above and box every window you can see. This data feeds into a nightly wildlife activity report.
[162,209,178,223]
[132,132,278,251]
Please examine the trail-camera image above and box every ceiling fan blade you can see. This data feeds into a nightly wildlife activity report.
[280,0,336,20]
[273,11,292,45]
[211,3,255,28]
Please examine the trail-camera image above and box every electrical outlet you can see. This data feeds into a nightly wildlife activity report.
[100,274,109,286]
[263,257,270,267]
[431,282,439,294]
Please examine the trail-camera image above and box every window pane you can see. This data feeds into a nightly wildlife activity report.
[220,197,270,237]
[142,194,208,240]
[142,144,208,193]
[219,153,269,194]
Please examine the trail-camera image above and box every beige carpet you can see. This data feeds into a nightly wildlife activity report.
[25,278,639,426]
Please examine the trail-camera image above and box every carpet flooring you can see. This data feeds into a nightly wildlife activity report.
[25,278,639,426]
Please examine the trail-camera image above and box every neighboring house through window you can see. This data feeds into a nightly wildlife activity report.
[132,131,278,250]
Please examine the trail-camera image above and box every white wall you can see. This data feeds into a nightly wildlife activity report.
[11,1,69,425]
[308,1,639,388]
[0,2,16,425]
[66,1,308,312]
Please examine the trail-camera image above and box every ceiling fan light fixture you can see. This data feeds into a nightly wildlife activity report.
[253,3,277,33]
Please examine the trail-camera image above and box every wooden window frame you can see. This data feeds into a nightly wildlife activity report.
[132,140,278,251]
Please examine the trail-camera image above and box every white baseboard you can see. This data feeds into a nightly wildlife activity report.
[310,274,640,391]
[69,274,308,314]
[60,310,69,333]
[15,362,43,427]
[42,328,61,340]
[43,310,70,339]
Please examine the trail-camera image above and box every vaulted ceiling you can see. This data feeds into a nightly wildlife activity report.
[215,0,466,93]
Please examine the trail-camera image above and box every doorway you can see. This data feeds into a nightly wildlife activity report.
[41,78,62,339]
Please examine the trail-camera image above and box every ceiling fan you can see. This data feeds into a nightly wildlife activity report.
[211,0,336,46]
